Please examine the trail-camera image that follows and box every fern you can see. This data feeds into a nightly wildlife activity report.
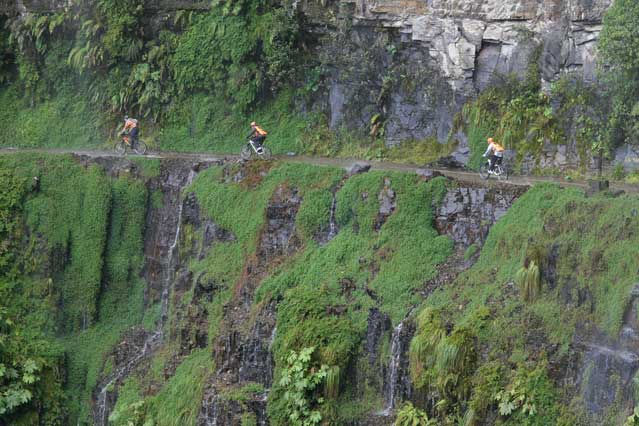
[395,402,436,426]
[515,260,541,302]
[324,366,340,399]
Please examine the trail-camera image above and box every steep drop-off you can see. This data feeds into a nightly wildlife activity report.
[1,153,638,425]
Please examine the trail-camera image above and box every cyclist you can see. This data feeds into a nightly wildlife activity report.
[247,121,267,153]
[120,116,139,148]
[483,137,505,173]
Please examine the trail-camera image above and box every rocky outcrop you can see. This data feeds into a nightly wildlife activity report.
[200,183,303,424]
[578,284,639,418]
[92,158,214,426]
[0,0,209,14]
[301,0,611,164]
[435,182,526,247]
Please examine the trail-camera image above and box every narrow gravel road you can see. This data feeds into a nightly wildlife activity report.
[1,147,635,193]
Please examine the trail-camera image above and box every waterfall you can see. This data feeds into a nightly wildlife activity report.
[156,168,196,340]
[384,321,404,414]
[379,312,413,417]
[94,168,197,426]
[327,192,338,241]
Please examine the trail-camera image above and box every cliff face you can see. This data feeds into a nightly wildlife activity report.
[2,0,610,150]
[299,0,611,160]
[3,153,639,425]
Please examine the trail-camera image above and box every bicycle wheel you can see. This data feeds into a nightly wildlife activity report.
[479,163,489,180]
[497,165,508,181]
[115,141,126,155]
[133,140,147,155]
[258,146,272,160]
[240,144,252,160]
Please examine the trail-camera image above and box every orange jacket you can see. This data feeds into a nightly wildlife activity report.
[253,125,267,136]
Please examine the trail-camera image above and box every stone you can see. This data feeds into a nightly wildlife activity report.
[435,184,525,247]
[585,179,609,197]
[415,168,441,180]
[346,161,372,175]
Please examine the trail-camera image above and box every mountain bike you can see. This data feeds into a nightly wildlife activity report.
[479,158,508,181]
[115,135,147,155]
[240,138,272,160]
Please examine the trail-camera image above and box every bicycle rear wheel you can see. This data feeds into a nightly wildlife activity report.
[497,165,508,181]
[133,140,147,155]
[258,146,272,160]
[240,144,252,160]
[479,163,489,180]
[115,141,126,155]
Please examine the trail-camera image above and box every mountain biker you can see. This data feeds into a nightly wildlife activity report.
[247,121,267,153]
[483,137,505,173]
[120,116,139,148]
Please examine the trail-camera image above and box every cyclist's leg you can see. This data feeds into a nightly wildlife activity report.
[254,136,266,152]
[489,155,497,171]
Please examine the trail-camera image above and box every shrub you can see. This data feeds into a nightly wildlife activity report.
[515,261,541,303]
[394,402,436,426]
[276,347,328,426]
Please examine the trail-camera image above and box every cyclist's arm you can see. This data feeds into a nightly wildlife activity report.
[483,145,492,157]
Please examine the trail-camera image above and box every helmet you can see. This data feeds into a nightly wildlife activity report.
[250,121,256,126]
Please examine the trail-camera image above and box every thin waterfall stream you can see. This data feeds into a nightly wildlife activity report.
[94,168,196,426]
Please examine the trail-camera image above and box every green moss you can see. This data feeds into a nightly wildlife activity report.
[0,86,106,149]
[419,183,639,423]
[0,154,149,424]
[149,349,212,426]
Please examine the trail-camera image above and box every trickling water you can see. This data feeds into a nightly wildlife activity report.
[385,321,404,414]
[269,327,277,349]
[157,169,195,339]
[327,192,338,240]
[95,168,197,426]
[379,311,414,417]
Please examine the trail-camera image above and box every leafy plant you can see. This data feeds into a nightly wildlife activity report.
[394,402,436,426]
[277,347,329,426]
[515,260,541,303]
[625,406,639,426]
[0,308,40,416]
[409,308,478,419]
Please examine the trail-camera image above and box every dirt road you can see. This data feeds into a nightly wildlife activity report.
[1,147,635,193]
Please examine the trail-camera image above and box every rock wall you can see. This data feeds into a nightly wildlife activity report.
[300,0,612,164]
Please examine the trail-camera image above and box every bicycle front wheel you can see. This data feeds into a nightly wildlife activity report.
[240,145,252,160]
[479,163,489,180]
[115,141,126,155]
[258,146,272,160]
[133,140,147,155]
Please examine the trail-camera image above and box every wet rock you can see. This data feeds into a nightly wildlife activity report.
[200,221,236,260]
[182,192,201,227]
[415,168,442,180]
[366,308,392,368]
[375,178,396,230]
[579,284,639,416]
[435,155,466,169]
[435,184,525,247]
[92,159,204,426]
[382,319,414,413]
[581,344,639,415]
[347,162,372,176]
[213,185,301,390]
[198,385,268,426]
[585,179,609,197]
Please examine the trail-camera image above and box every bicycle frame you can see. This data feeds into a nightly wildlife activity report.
[247,140,262,153]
